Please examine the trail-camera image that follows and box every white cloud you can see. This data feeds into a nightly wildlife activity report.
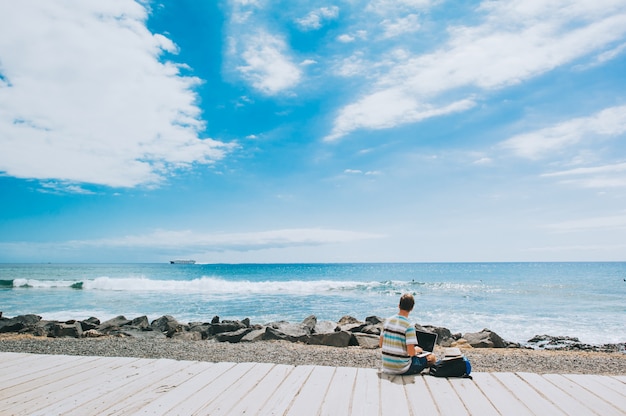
[0,0,231,188]
[236,31,302,95]
[546,214,626,232]
[326,0,626,141]
[542,162,626,188]
[381,14,421,38]
[296,6,340,31]
[501,105,626,159]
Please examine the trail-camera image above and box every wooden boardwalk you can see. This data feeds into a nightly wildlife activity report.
[0,352,624,415]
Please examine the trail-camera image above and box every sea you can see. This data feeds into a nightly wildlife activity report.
[1,262,625,346]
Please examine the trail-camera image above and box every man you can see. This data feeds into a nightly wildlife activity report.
[379,293,437,375]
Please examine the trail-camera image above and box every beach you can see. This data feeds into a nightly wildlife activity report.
[1,334,625,375]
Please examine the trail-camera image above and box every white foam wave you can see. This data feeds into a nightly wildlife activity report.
[12,278,82,288]
[80,276,389,294]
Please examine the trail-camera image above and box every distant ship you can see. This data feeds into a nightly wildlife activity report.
[169,260,196,264]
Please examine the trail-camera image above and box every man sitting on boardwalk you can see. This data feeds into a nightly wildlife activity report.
[379,293,437,375]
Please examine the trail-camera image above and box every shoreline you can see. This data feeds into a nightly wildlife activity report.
[1,335,626,375]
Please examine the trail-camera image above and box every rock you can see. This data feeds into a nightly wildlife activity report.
[188,323,212,339]
[353,333,380,349]
[240,328,266,342]
[420,325,454,345]
[263,326,309,343]
[210,320,247,335]
[0,314,42,333]
[308,331,354,347]
[365,316,383,325]
[302,315,317,333]
[99,316,132,332]
[463,329,506,348]
[171,331,202,341]
[83,329,106,338]
[216,328,254,343]
[49,322,83,338]
[151,315,185,337]
[131,316,150,329]
[313,321,337,334]
[211,316,220,324]
[337,316,361,325]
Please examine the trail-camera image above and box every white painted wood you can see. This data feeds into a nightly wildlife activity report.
[225,364,295,416]
[101,360,218,415]
[492,372,567,415]
[7,356,142,415]
[319,366,358,416]
[33,358,188,416]
[255,364,314,415]
[517,372,597,415]
[133,361,238,415]
[31,358,161,415]
[0,352,624,416]
[565,374,626,411]
[545,374,624,416]
[0,354,95,390]
[472,372,534,415]
[350,368,381,416]
[286,365,336,416]
[403,375,440,415]
[424,376,470,415]
[378,372,411,416]
[450,375,500,416]
[588,374,626,397]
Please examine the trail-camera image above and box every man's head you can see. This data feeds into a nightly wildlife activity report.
[399,293,415,312]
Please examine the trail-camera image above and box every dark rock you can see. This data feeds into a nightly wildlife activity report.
[337,316,361,325]
[216,328,254,343]
[49,322,83,338]
[420,325,454,345]
[263,326,309,343]
[365,316,383,325]
[210,320,247,335]
[118,327,167,339]
[188,323,212,340]
[0,314,42,333]
[79,320,99,331]
[84,317,100,326]
[151,315,185,337]
[463,328,506,348]
[171,331,202,341]
[353,333,380,349]
[308,330,354,347]
[211,316,220,324]
[131,316,150,329]
[99,316,132,331]
[240,328,266,342]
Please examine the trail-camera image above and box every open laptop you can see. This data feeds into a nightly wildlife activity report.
[416,330,437,357]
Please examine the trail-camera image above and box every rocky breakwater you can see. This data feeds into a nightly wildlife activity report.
[1,313,623,352]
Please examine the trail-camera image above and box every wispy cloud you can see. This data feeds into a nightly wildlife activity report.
[296,6,340,31]
[0,1,232,188]
[325,1,626,141]
[501,105,626,159]
[545,214,626,232]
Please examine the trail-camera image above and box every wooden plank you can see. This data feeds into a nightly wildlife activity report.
[132,361,239,415]
[32,358,191,416]
[472,372,533,415]
[193,362,277,416]
[0,354,96,389]
[350,368,381,416]
[615,376,626,383]
[379,373,411,416]
[585,375,626,396]
[517,373,597,416]
[101,360,219,415]
[60,359,197,416]
[7,357,143,416]
[319,366,358,416]
[286,365,336,416]
[224,364,295,416]
[255,364,314,415]
[451,376,500,416]
[492,372,567,415]
[424,376,470,415]
[545,374,624,416]
[403,375,440,415]
[0,355,105,398]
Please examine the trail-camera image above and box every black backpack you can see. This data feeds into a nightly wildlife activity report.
[429,356,472,379]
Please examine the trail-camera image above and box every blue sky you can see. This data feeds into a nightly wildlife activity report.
[1,0,626,263]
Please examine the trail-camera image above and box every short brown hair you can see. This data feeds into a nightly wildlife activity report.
[399,293,415,311]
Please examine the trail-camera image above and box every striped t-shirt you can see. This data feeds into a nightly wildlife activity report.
[380,314,417,374]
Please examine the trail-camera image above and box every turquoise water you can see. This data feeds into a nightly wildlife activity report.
[1,262,625,345]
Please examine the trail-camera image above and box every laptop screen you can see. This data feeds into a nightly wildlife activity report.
[416,330,437,352]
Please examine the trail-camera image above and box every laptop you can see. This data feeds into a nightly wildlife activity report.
[416,330,437,357]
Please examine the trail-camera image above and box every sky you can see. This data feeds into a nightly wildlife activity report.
[1,0,626,263]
